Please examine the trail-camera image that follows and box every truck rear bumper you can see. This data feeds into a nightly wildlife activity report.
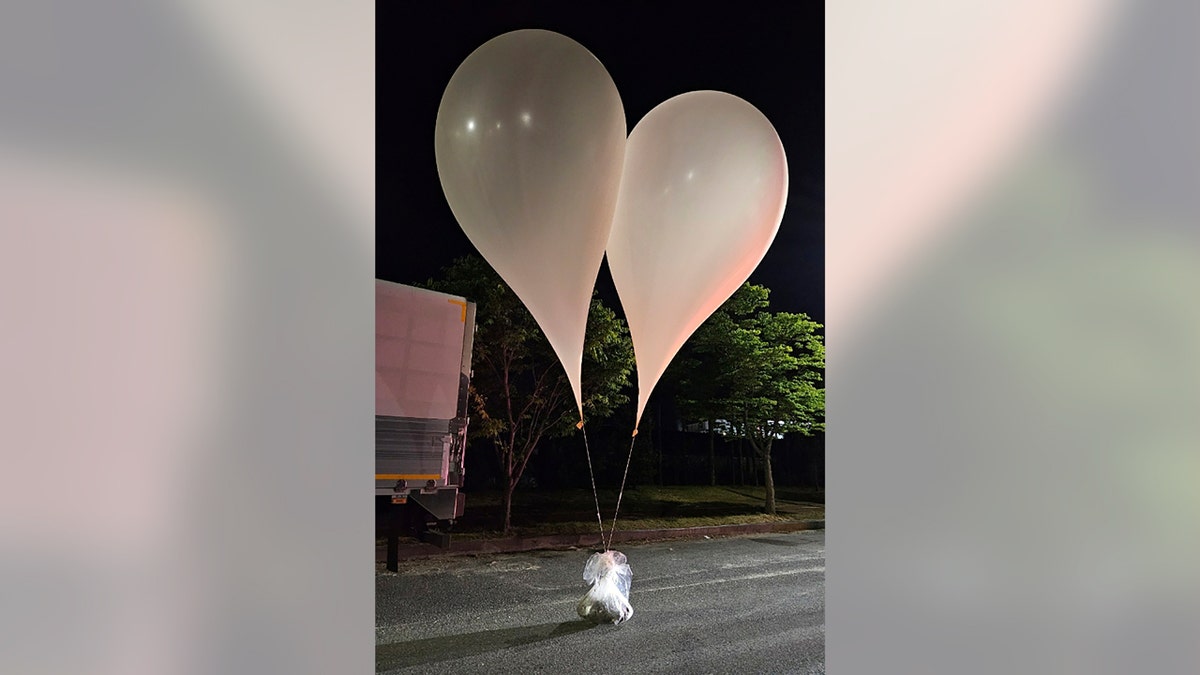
[376,487,464,521]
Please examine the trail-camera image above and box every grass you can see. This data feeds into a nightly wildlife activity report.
[386,485,824,541]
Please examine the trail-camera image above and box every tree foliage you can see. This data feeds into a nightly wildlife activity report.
[426,255,634,532]
[673,283,824,513]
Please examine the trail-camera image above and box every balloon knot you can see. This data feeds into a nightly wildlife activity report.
[576,419,585,430]
[631,428,639,438]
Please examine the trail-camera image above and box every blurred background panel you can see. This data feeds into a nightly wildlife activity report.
[0,0,373,673]
[829,0,1200,673]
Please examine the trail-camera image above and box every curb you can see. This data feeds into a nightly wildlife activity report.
[376,519,824,563]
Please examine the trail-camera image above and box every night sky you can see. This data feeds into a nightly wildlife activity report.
[378,2,824,323]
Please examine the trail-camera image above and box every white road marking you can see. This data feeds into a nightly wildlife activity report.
[637,565,825,593]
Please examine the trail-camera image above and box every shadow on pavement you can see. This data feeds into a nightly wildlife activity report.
[377,620,598,670]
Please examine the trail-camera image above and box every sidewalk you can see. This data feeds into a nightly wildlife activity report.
[376,518,824,563]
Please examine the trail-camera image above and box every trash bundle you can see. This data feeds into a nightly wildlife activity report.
[576,550,633,624]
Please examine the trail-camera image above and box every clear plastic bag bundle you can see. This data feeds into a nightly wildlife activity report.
[576,550,633,624]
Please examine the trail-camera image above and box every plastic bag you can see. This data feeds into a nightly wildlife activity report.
[576,550,633,624]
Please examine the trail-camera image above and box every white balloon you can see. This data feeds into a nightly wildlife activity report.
[607,91,789,429]
[434,29,626,416]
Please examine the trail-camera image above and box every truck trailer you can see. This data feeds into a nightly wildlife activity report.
[376,280,475,526]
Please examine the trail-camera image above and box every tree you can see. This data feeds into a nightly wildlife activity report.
[671,285,771,485]
[675,283,825,514]
[427,256,634,532]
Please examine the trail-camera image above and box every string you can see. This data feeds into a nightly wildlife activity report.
[605,432,638,551]
[578,419,606,549]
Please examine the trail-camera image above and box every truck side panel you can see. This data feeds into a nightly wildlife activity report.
[375,282,468,420]
[375,280,474,521]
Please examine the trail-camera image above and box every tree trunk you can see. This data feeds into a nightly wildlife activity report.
[728,437,736,484]
[502,440,515,533]
[729,437,739,482]
[502,478,514,534]
[708,423,716,486]
[763,447,776,515]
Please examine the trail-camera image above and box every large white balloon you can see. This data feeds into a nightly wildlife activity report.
[607,91,789,429]
[434,29,626,416]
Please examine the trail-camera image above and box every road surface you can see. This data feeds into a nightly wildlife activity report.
[376,530,824,673]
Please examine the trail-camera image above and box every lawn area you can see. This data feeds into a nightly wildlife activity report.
[442,485,824,539]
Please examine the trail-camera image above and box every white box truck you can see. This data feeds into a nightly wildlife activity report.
[376,280,475,525]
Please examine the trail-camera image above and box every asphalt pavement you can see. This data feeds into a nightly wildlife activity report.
[376,530,825,673]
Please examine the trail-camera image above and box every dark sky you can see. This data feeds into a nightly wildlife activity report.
[378,2,824,322]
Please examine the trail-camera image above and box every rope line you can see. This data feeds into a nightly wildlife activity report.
[578,420,606,548]
[605,433,638,551]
